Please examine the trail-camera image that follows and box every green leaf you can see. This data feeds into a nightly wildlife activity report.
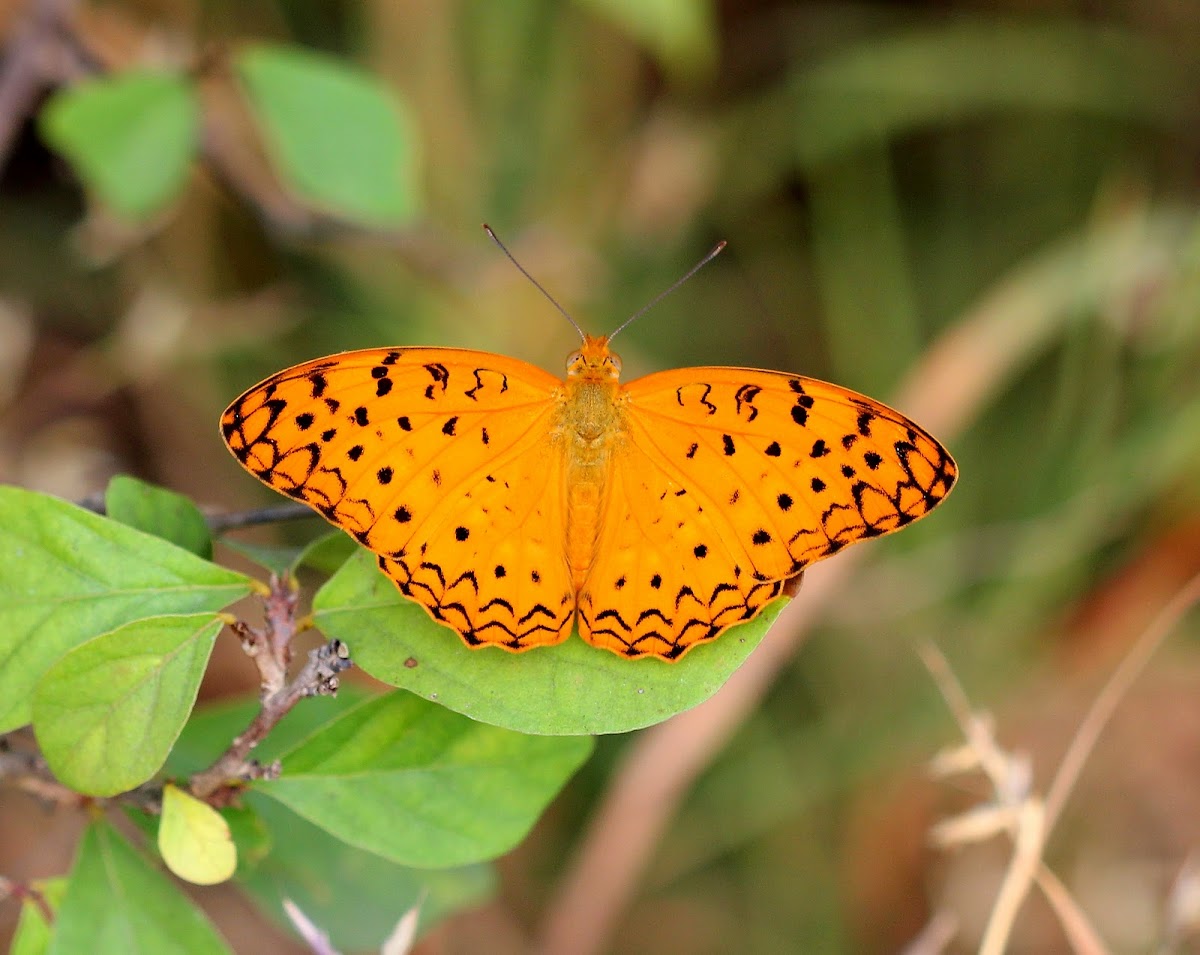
[11,877,67,955]
[294,530,357,576]
[216,539,300,577]
[312,551,782,735]
[221,804,273,876]
[159,783,237,885]
[0,487,252,732]
[574,0,717,75]
[239,794,492,951]
[34,613,225,796]
[253,691,592,867]
[49,821,231,955]
[106,475,212,559]
[40,71,198,219]
[236,44,420,225]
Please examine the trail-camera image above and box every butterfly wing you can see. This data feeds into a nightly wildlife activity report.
[577,367,957,660]
[221,347,576,650]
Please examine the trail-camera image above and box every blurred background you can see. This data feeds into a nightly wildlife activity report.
[1,0,1199,952]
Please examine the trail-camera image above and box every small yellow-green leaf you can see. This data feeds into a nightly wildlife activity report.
[34,613,226,796]
[159,784,237,885]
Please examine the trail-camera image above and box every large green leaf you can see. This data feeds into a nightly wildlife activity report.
[168,690,494,948]
[0,487,252,732]
[105,475,212,559]
[253,691,593,868]
[236,44,420,225]
[34,613,225,796]
[40,71,198,219]
[312,550,783,736]
[49,821,231,955]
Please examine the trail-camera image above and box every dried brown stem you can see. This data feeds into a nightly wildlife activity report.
[0,874,56,924]
[1042,570,1200,833]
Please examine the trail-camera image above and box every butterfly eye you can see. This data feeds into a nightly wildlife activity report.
[567,350,582,366]
[607,355,622,374]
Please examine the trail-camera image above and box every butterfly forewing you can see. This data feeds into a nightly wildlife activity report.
[221,347,577,649]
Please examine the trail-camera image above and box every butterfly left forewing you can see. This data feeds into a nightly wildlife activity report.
[622,366,956,566]
[221,346,576,650]
[576,366,956,660]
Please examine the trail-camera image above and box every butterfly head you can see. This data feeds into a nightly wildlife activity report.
[567,335,622,383]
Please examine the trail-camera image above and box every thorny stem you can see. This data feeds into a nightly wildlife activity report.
[190,574,350,801]
[0,575,351,813]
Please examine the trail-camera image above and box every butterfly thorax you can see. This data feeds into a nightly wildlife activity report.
[561,336,626,589]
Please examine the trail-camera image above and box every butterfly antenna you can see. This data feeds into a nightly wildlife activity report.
[483,224,587,342]
[608,240,727,342]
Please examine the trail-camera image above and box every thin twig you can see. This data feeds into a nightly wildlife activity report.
[0,741,82,808]
[919,639,1111,955]
[0,874,56,924]
[75,492,319,532]
[978,798,1045,955]
[190,575,351,801]
[918,573,1200,954]
[1042,570,1200,832]
[206,502,318,533]
[283,899,342,955]
[901,910,958,955]
[1035,865,1109,955]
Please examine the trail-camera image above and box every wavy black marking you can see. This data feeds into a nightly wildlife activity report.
[734,384,762,421]
[422,362,450,399]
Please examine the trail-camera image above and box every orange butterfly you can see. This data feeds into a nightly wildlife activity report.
[222,328,956,661]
